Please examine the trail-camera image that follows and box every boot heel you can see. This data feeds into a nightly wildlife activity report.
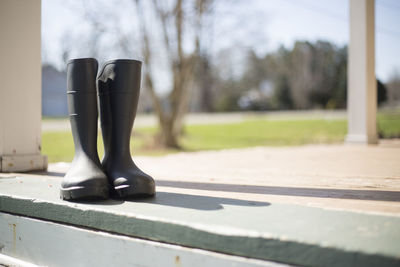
[60,185,109,201]
[111,184,156,199]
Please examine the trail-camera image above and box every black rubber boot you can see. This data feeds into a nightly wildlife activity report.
[97,59,156,198]
[61,58,109,201]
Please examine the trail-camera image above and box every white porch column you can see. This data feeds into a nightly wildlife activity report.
[346,0,378,144]
[0,0,47,172]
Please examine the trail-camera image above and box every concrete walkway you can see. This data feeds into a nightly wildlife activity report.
[42,110,347,132]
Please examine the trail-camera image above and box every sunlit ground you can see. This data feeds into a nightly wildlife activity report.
[42,111,400,163]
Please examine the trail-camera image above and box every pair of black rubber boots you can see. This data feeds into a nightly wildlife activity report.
[60,58,155,201]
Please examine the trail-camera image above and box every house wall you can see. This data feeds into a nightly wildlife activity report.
[42,65,68,117]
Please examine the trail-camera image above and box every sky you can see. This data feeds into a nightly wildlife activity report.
[42,0,400,83]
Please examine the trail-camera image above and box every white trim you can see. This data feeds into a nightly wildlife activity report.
[0,212,288,267]
[0,154,47,172]
[0,253,39,267]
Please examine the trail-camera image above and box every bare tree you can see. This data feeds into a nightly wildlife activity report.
[135,0,212,148]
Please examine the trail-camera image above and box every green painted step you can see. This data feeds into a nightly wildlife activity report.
[0,175,399,267]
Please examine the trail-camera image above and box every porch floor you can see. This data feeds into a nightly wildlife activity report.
[1,142,399,266]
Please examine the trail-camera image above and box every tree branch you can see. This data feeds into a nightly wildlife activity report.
[152,0,174,63]
[134,0,165,125]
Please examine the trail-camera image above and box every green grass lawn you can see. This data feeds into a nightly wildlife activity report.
[42,112,400,163]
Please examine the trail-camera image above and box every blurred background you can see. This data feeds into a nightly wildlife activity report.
[41,0,400,162]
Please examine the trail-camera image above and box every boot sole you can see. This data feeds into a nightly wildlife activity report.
[60,185,109,201]
[111,184,155,199]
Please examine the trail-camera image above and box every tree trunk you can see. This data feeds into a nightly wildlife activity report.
[158,116,180,148]
[134,0,210,148]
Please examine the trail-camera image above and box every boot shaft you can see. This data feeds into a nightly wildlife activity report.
[67,58,100,159]
[67,58,98,93]
[97,60,142,161]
